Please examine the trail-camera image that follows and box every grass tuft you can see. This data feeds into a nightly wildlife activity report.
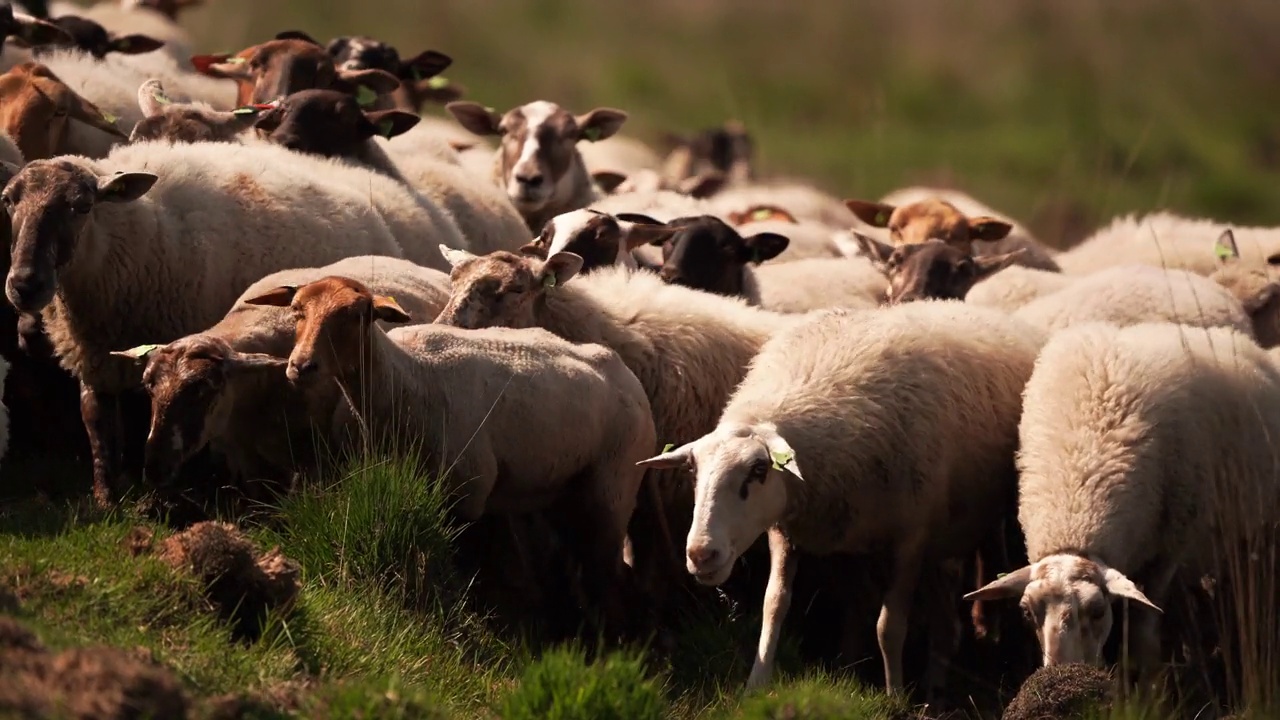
[499,645,667,720]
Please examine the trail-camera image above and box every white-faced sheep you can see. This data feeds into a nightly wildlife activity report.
[1,141,425,505]
[432,247,796,605]
[965,322,1280,675]
[521,209,670,274]
[248,274,657,638]
[446,99,629,233]
[637,301,1046,693]
[110,255,452,492]
[1013,264,1255,339]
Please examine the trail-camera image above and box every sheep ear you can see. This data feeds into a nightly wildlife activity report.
[852,231,895,272]
[735,204,797,225]
[677,170,726,199]
[970,249,1025,281]
[364,109,419,139]
[438,244,477,269]
[969,216,1013,242]
[591,170,628,194]
[274,30,320,45]
[518,242,548,259]
[636,442,692,469]
[964,565,1033,603]
[372,295,412,324]
[224,351,286,375]
[1214,229,1240,263]
[109,34,165,55]
[761,428,802,480]
[109,343,162,364]
[620,220,674,251]
[845,199,895,228]
[341,69,400,101]
[400,49,452,81]
[190,53,253,80]
[243,284,298,307]
[137,78,172,118]
[446,101,503,137]
[541,252,583,289]
[743,232,790,264]
[1102,567,1163,613]
[97,172,157,202]
[575,108,627,143]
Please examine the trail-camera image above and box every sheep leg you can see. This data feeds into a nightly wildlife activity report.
[81,381,123,507]
[746,526,797,690]
[923,560,963,703]
[878,539,924,694]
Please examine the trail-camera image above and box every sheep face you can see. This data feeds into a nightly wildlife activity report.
[446,100,628,214]
[251,88,418,157]
[854,235,1023,304]
[964,554,1162,667]
[0,62,128,161]
[324,36,457,108]
[111,336,285,484]
[662,121,753,185]
[38,15,164,59]
[244,276,410,386]
[648,215,789,297]
[130,81,268,144]
[192,35,400,107]
[524,210,666,273]
[434,248,583,330]
[4,160,157,313]
[637,422,801,587]
[844,197,1012,253]
[1209,230,1280,348]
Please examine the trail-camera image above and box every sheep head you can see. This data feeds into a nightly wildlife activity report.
[854,235,1023,304]
[844,197,1012,253]
[434,247,582,330]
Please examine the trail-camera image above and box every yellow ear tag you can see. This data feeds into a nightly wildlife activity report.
[127,343,162,358]
[427,75,450,89]
[751,208,772,222]
[770,448,794,472]
[226,56,247,65]
[101,110,119,124]
[661,443,674,453]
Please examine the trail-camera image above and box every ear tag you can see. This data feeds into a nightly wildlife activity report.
[751,208,772,222]
[874,210,888,226]
[378,119,394,138]
[355,85,378,108]
[125,343,161,358]
[542,274,557,290]
[769,448,794,472]
[581,126,602,142]
[661,443,674,453]
[226,56,247,65]
[153,91,172,105]
[101,110,119,124]
[427,75,450,89]
[1214,238,1236,262]
[117,38,131,50]
[231,106,257,115]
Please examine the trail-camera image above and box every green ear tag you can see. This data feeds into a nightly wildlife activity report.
[662,443,674,453]
[356,85,378,108]
[153,92,172,105]
[874,210,888,226]
[1214,238,1235,261]
[543,274,557,290]
[751,208,771,222]
[427,75,449,89]
[101,111,118,124]
[769,448,794,472]
[582,126,602,142]
[127,343,162,358]
[378,119,394,138]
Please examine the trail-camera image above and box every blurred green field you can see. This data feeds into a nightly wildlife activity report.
[172,0,1280,248]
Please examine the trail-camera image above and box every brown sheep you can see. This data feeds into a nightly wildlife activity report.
[0,62,127,161]
[853,235,1025,304]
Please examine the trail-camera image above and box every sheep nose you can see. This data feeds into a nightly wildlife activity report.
[287,359,317,382]
[516,173,544,189]
[6,271,48,312]
[686,545,721,570]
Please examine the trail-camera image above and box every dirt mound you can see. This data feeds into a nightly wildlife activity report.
[157,521,300,641]
[0,617,191,720]
[1002,663,1113,720]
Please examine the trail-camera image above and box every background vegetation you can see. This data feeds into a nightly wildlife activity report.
[183,0,1280,248]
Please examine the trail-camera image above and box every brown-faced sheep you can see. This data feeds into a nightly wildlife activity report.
[854,235,1026,304]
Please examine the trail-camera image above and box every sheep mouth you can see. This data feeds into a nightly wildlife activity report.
[689,558,734,587]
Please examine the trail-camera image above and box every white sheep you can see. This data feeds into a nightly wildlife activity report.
[965,322,1280,673]
[249,274,657,637]
[1,142,422,504]
[1056,212,1280,277]
[637,300,1045,693]
[446,99,629,233]
[110,255,453,488]
[1208,229,1280,347]
[1013,264,1253,337]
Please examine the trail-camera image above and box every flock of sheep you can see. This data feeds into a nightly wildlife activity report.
[0,0,1278,709]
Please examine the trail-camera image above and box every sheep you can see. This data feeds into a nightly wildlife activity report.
[1208,229,1280,347]
[32,14,165,60]
[71,0,197,63]
[751,256,888,312]
[963,265,1076,312]
[1057,211,1280,277]
[964,322,1280,674]
[659,120,753,188]
[446,99,629,233]
[128,79,270,144]
[110,255,452,491]
[722,204,845,262]
[0,62,130,159]
[845,195,1061,272]
[636,301,1045,693]
[0,4,72,71]
[878,185,1042,244]
[709,179,855,230]
[324,34,464,112]
[249,274,657,638]
[520,209,672,274]
[191,31,402,107]
[250,89,527,254]
[1013,264,1254,339]
[1,141,427,505]
[638,214,791,304]
[853,235,1027,304]
[432,247,796,606]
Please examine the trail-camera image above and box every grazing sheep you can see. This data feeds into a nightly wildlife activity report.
[1,141,419,505]
[965,322,1280,674]
[751,256,887,312]
[846,195,1060,272]
[249,274,656,637]
[854,235,1026,304]
[324,34,461,112]
[128,79,269,144]
[723,204,844,262]
[640,214,791,304]
[637,301,1045,693]
[191,31,401,107]
[660,120,753,188]
[446,99,629,233]
[1013,264,1254,338]
[433,247,796,604]
[964,265,1075,312]
[251,89,527,254]
[33,14,165,60]
[1056,212,1280,277]
[111,255,452,490]
[522,209,669,273]
[0,62,129,159]
[1208,229,1280,347]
